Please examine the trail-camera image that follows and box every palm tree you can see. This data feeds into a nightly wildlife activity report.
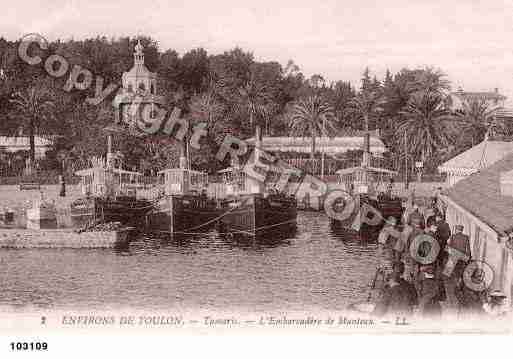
[288,95,336,159]
[410,67,451,96]
[456,98,503,146]
[189,85,227,145]
[236,74,275,141]
[9,86,55,169]
[348,90,384,131]
[396,91,453,164]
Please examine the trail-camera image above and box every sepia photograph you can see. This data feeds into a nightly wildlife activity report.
[1,0,513,355]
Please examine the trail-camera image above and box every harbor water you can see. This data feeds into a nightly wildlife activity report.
[0,212,386,312]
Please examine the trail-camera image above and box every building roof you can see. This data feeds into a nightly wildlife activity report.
[124,63,153,78]
[122,39,156,80]
[495,108,513,118]
[246,134,387,156]
[75,167,142,177]
[336,166,397,176]
[447,89,507,113]
[451,90,507,101]
[0,136,53,149]
[446,152,513,235]
[438,140,513,176]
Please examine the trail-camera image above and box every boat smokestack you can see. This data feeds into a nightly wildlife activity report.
[255,125,262,164]
[362,132,371,167]
[179,140,187,169]
[179,156,188,169]
[107,134,112,155]
[364,132,370,154]
[106,134,113,169]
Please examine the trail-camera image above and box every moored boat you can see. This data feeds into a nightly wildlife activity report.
[70,131,153,229]
[146,165,218,236]
[217,126,297,237]
[329,133,403,238]
[70,164,153,228]
[218,191,297,236]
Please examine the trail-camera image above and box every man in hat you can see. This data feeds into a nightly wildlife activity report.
[394,216,425,284]
[444,224,471,312]
[386,178,394,198]
[435,214,451,252]
[446,224,471,279]
[455,267,487,318]
[373,261,418,318]
[483,290,509,317]
[425,198,440,228]
[59,174,66,197]
[418,264,443,318]
[425,222,438,238]
[378,216,398,245]
[377,216,399,276]
[448,224,471,260]
[408,203,425,229]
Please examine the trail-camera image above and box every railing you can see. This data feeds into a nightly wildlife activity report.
[0,171,81,185]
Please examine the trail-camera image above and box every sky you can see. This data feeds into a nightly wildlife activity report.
[2,0,513,104]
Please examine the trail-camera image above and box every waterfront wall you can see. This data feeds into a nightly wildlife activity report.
[441,194,513,305]
[0,184,82,209]
[0,228,129,248]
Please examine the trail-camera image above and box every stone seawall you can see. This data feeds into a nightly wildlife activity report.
[0,228,131,249]
[0,184,82,210]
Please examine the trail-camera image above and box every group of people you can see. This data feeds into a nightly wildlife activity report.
[372,196,509,320]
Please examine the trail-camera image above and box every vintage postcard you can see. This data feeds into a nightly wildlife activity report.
[1,0,513,354]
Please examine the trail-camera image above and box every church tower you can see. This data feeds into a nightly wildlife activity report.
[114,38,163,127]
[121,39,157,95]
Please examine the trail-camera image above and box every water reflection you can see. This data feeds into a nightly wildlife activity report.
[0,212,384,311]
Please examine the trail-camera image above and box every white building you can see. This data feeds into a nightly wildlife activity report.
[246,130,387,157]
[0,136,53,159]
[448,88,507,110]
[438,140,513,186]
[440,152,513,305]
[113,39,164,127]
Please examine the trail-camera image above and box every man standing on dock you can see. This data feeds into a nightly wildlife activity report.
[394,217,424,284]
[373,261,418,318]
[417,265,443,318]
[59,175,66,197]
[443,224,471,313]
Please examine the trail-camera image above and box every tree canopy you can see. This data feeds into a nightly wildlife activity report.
[1,35,510,177]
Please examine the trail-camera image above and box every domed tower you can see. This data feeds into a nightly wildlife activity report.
[114,39,163,127]
[122,39,157,95]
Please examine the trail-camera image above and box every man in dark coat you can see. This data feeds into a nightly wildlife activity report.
[373,261,418,318]
[418,265,443,318]
[444,224,471,312]
[435,214,451,249]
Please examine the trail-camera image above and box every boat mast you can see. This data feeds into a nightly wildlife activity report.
[253,124,265,194]
[179,139,189,194]
[404,131,408,188]
[321,119,326,180]
[361,131,371,183]
[107,133,113,169]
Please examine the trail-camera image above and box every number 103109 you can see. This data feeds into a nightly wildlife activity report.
[10,342,48,351]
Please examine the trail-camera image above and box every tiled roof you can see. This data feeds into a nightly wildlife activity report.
[495,108,513,118]
[451,91,507,101]
[0,136,53,148]
[439,140,513,174]
[446,152,513,235]
[124,63,154,78]
[246,135,387,154]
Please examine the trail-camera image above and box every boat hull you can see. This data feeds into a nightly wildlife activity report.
[70,197,153,228]
[146,195,218,235]
[219,194,297,236]
[330,195,403,238]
